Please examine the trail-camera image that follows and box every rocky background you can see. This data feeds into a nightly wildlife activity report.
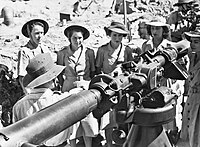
[0,0,177,76]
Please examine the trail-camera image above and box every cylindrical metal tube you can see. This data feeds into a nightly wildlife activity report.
[0,89,101,147]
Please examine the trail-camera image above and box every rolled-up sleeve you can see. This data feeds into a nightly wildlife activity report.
[17,49,29,77]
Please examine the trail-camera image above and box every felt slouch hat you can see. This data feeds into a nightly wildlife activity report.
[64,25,90,40]
[104,21,129,35]
[174,0,194,6]
[21,18,49,38]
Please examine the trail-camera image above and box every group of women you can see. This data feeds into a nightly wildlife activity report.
[13,16,174,147]
[15,18,137,147]
[11,7,200,146]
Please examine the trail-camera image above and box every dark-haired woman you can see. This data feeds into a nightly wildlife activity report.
[95,21,136,147]
[141,19,172,54]
[96,21,136,75]
[57,25,98,147]
[141,19,181,136]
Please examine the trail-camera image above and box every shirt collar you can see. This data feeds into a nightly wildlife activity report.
[68,45,84,56]
[108,42,121,51]
[25,41,45,50]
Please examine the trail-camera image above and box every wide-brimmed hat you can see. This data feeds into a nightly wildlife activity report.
[22,19,49,38]
[23,53,65,89]
[146,18,170,38]
[64,25,90,40]
[104,21,129,36]
[146,18,169,27]
[184,29,200,41]
[174,0,194,6]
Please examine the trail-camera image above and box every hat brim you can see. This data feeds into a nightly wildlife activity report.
[173,3,183,6]
[104,27,129,35]
[64,25,90,40]
[146,22,169,27]
[22,19,49,38]
[23,64,65,89]
[184,31,200,41]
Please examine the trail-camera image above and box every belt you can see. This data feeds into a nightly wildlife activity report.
[189,86,200,93]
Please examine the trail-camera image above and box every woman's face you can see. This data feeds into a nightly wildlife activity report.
[110,31,123,46]
[190,37,200,52]
[150,26,163,39]
[138,22,148,39]
[70,31,84,49]
[30,24,44,45]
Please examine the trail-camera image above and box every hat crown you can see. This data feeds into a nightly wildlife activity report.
[23,53,65,89]
[64,25,90,40]
[108,21,126,30]
[26,53,54,78]
[146,17,169,27]
[174,0,194,6]
[105,21,129,35]
[177,0,193,3]
[22,19,49,38]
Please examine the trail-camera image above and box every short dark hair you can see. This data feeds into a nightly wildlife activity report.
[67,29,84,39]
[28,21,44,33]
[147,25,170,39]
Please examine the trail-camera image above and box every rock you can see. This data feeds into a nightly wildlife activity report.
[1,6,15,26]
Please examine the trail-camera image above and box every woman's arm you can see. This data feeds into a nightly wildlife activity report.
[95,47,104,75]
[56,50,65,87]
[88,49,96,78]
[17,49,30,94]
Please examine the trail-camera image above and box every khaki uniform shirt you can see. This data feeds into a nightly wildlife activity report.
[96,42,134,74]
[17,41,51,77]
[57,45,95,92]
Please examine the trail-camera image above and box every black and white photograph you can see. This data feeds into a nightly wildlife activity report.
[0,0,200,146]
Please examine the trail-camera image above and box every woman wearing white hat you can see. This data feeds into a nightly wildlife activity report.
[141,18,172,54]
[178,29,200,147]
[141,18,181,134]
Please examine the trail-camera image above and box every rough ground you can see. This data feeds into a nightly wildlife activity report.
[0,0,129,77]
[0,0,177,76]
